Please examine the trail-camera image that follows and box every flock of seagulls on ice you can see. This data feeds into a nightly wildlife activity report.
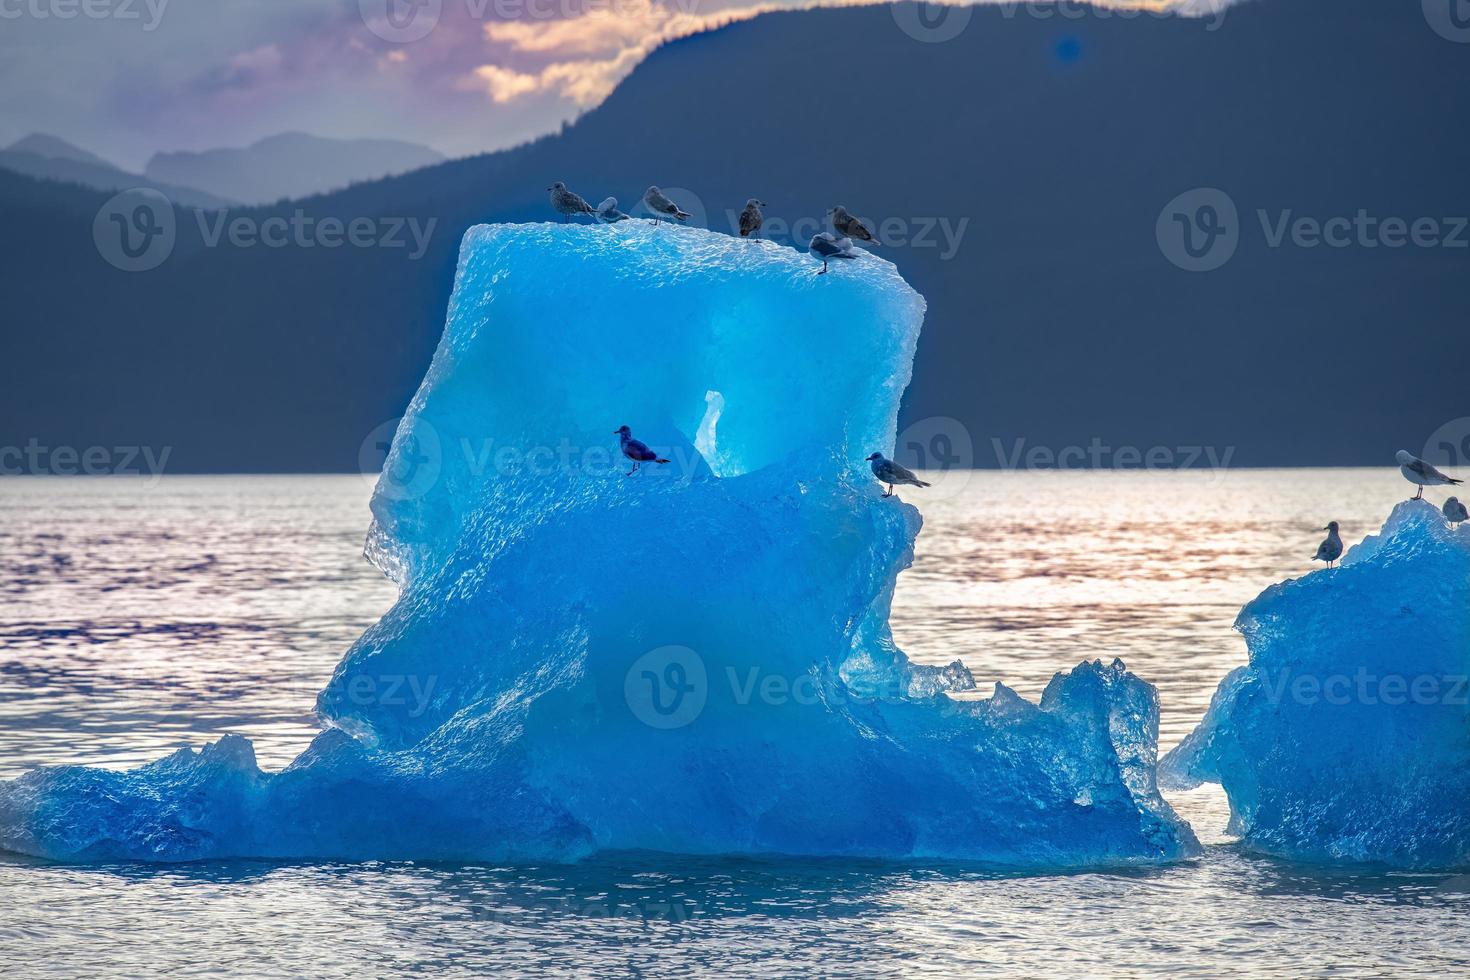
[552,184,1467,557]
[547,181,877,274]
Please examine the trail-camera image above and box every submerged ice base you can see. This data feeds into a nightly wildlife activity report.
[0,224,1197,866]
[1162,500,1470,868]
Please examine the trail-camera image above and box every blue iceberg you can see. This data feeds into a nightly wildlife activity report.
[0,224,1197,866]
[1162,500,1470,868]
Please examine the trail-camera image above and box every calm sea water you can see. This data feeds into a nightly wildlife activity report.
[1,471,1466,977]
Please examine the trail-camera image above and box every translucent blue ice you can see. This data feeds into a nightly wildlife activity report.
[0,224,1197,866]
[1162,500,1470,868]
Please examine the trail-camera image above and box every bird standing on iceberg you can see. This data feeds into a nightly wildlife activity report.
[595,197,630,223]
[616,425,670,476]
[739,199,765,238]
[828,205,878,245]
[1313,521,1344,568]
[1396,450,1462,500]
[1445,496,1468,525]
[866,452,930,497]
[548,181,596,221]
[643,186,690,224]
[809,233,857,274]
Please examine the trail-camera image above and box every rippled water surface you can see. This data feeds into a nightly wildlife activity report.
[1,471,1465,977]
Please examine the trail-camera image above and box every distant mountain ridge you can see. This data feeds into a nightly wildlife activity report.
[1,0,1466,472]
[145,132,447,205]
[0,134,236,209]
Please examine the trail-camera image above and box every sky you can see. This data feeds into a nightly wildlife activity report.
[0,0,1225,170]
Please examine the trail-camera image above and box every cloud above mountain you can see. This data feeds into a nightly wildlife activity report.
[0,0,1233,169]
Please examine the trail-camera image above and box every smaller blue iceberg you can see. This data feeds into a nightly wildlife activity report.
[1162,499,1470,868]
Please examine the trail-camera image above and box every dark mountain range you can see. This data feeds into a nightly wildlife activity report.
[2,0,1466,474]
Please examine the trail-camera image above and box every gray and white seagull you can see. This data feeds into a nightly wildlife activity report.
[808,233,857,274]
[828,205,878,245]
[866,452,931,497]
[1313,521,1344,568]
[1396,450,1462,500]
[595,197,631,223]
[547,181,596,221]
[642,185,690,224]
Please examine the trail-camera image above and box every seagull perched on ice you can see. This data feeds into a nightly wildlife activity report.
[866,452,931,497]
[616,425,670,476]
[595,197,630,223]
[1445,497,1468,525]
[642,186,690,224]
[548,181,596,221]
[1313,521,1344,569]
[809,233,857,274]
[828,205,878,245]
[1396,450,1462,500]
[739,199,766,238]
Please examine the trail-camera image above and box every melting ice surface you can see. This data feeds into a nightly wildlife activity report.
[1162,500,1470,868]
[0,224,1197,866]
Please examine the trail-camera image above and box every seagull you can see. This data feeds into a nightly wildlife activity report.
[1445,496,1468,525]
[595,197,630,223]
[1396,450,1462,500]
[809,233,857,274]
[828,205,878,245]
[616,425,670,476]
[1313,521,1344,568]
[547,181,596,221]
[739,199,765,238]
[866,452,931,497]
[643,186,690,225]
